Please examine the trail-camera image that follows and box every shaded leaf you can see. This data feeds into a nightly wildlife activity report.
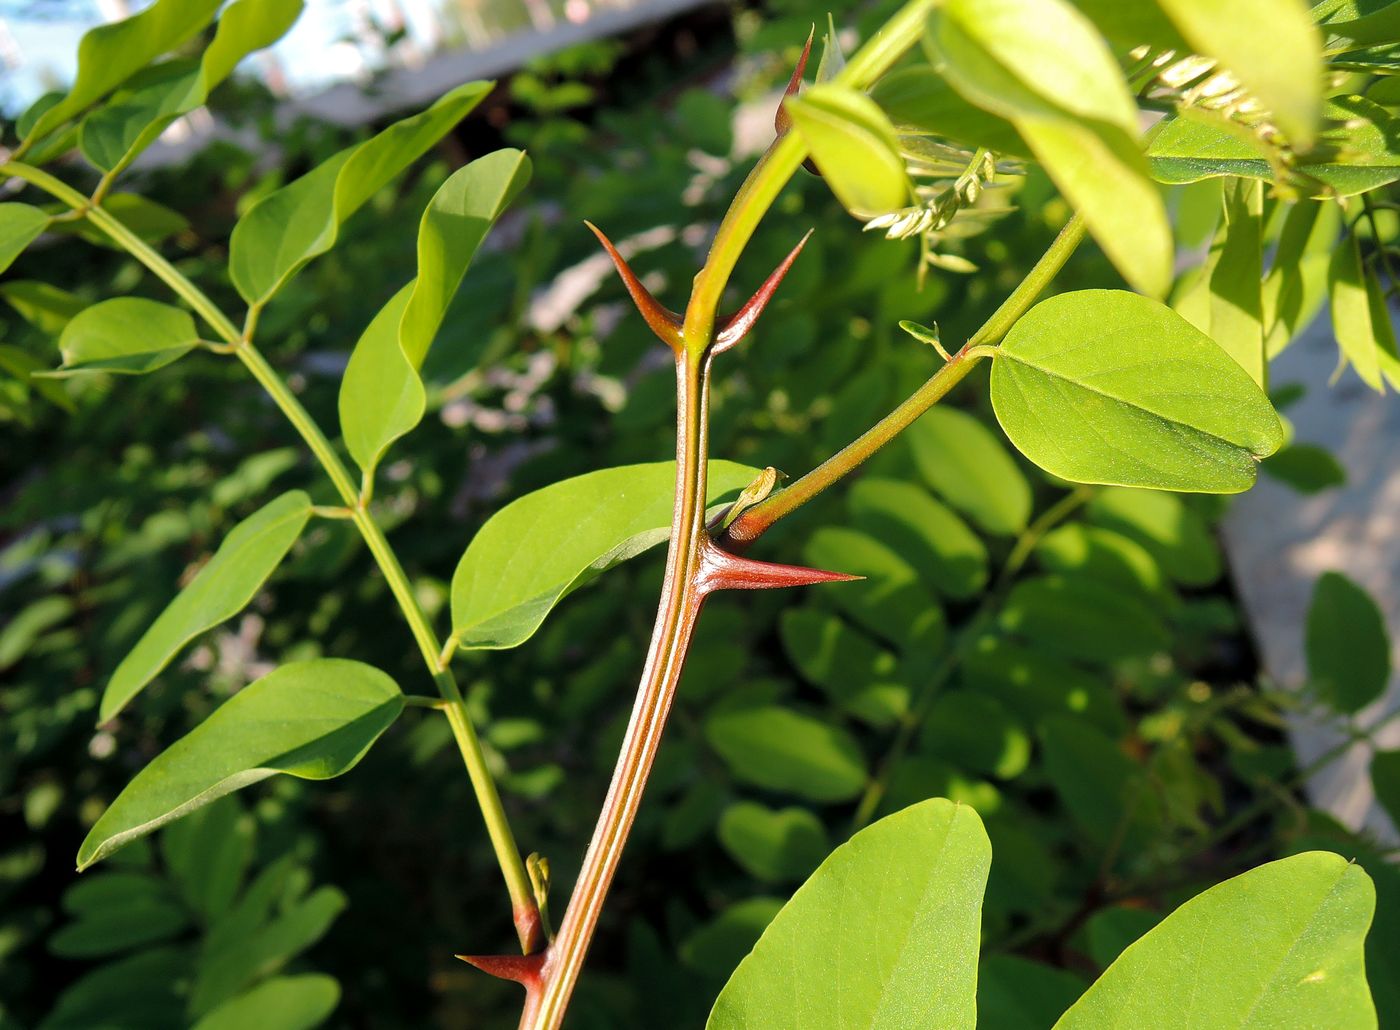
[1086,487,1221,586]
[1209,179,1265,384]
[160,794,254,922]
[1035,523,1167,599]
[449,461,756,650]
[1306,571,1391,713]
[38,948,189,1030]
[848,476,989,598]
[1055,853,1375,1028]
[1329,232,1391,392]
[704,706,867,802]
[1000,574,1169,663]
[340,149,530,476]
[708,799,988,1030]
[78,659,403,870]
[906,407,1030,535]
[979,954,1087,1030]
[100,490,312,721]
[872,65,1028,157]
[991,290,1284,492]
[0,204,50,275]
[1263,443,1346,493]
[717,801,828,884]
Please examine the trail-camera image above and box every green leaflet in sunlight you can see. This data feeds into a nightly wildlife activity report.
[1055,853,1375,1028]
[928,0,1172,296]
[50,297,200,376]
[905,407,1031,536]
[191,975,340,1030]
[228,81,491,306]
[80,0,304,177]
[1209,179,1265,385]
[1153,0,1323,147]
[708,799,987,1030]
[991,290,1284,492]
[19,0,223,147]
[704,705,867,802]
[1147,97,1400,197]
[0,204,50,274]
[1328,232,1396,392]
[785,85,912,220]
[78,659,403,870]
[339,149,530,477]
[1306,571,1391,713]
[99,491,311,722]
[449,461,757,651]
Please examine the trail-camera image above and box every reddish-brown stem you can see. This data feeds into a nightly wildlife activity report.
[529,349,713,1028]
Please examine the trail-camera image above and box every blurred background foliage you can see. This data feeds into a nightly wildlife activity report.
[2,1,1397,1027]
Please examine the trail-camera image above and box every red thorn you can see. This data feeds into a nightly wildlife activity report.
[457,950,546,988]
[774,26,814,137]
[714,230,812,353]
[696,536,860,595]
[584,221,684,353]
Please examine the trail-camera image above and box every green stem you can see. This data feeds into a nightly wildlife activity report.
[850,485,1093,830]
[725,212,1087,545]
[684,0,937,343]
[1,159,541,954]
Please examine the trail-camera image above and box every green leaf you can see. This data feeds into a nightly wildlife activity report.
[1055,853,1375,1028]
[682,898,784,981]
[800,526,946,652]
[1264,443,1346,494]
[1306,571,1391,713]
[991,290,1284,492]
[49,872,188,957]
[192,884,345,1014]
[704,706,867,802]
[1082,905,1161,967]
[100,490,312,721]
[1209,179,1265,385]
[1329,232,1391,392]
[1039,716,1161,852]
[1153,0,1323,147]
[1,280,85,335]
[449,461,757,650]
[20,0,223,147]
[707,799,988,1030]
[0,204,50,275]
[79,0,303,176]
[979,955,1087,1030]
[160,795,254,922]
[961,636,1126,734]
[191,976,339,1030]
[1086,487,1221,586]
[228,81,491,306]
[51,297,200,377]
[39,948,189,1030]
[1265,200,1340,359]
[906,407,1031,535]
[77,659,403,870]
[339,149,530,476]
[1001,575,1169,663]
[921,691,1031,779]
[1147,97,1400,196]
[716,801,829,884]
[1035,523,1167,599]
[871,65,1028,157]
[51,194,191,250]
[785,84,912,219]
[929,0,1172,295]
[847,477,989,598]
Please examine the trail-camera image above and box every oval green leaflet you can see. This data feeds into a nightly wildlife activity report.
[339,149,531,478]
[989,290,1284,492]
[51,297,201,376]
[79,659,403,870]
[100,490,312,721]
[448,461,758,651]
